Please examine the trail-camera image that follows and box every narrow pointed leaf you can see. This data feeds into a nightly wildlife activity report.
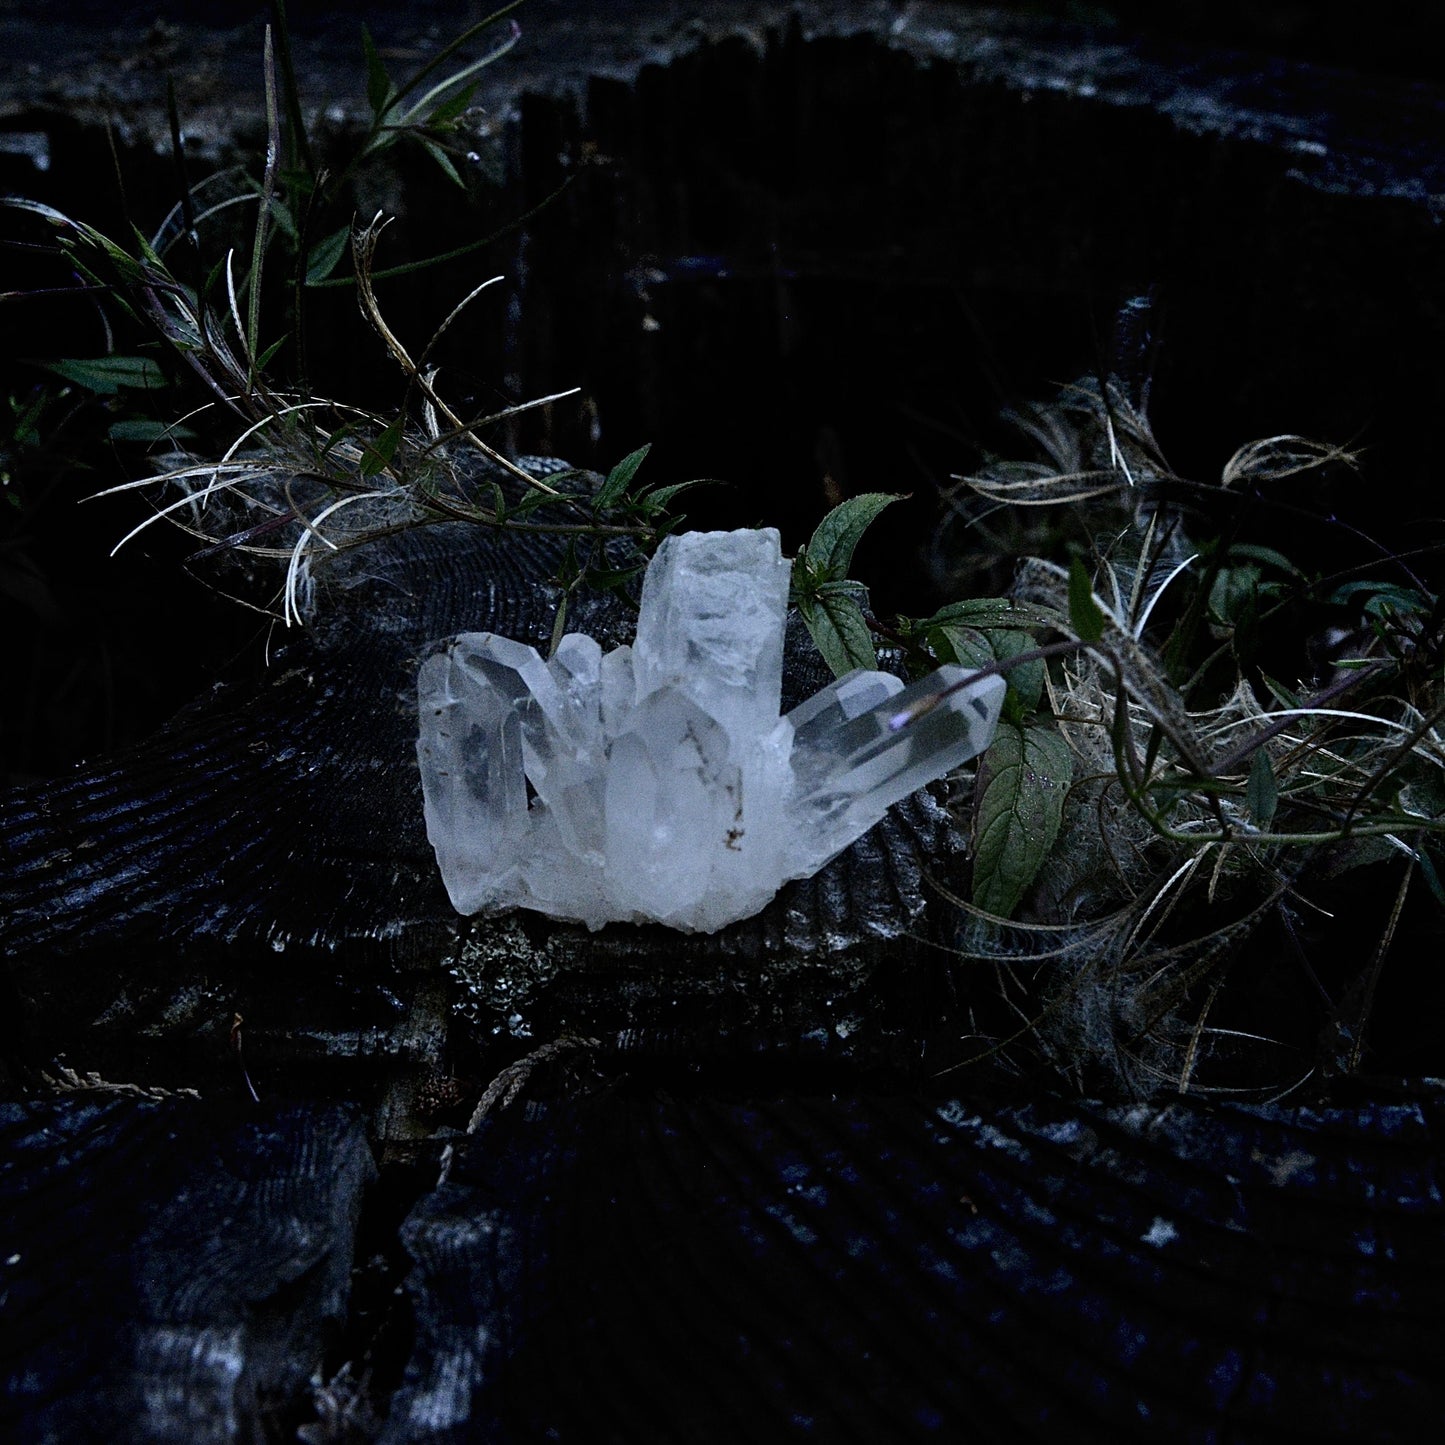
[1068,556,1106,642]
[359,415,404,477]
[417,136,465,190]
[584,560,648,591]
[361,24,394,117]
[427,83,477,127]
[1259,673,1302,710]
[637,477,713,514]
[107,418,195,443]
[42,356,165,394]
[513,488,570,518]
[1418,844,1445,909]
[254,334,289,371]
[305,225,352,285]
[595,443,651,509]
[1246,749,1278,827]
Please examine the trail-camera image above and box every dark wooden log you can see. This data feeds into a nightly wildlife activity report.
[0,1095,374,1443]
[388,1080,1445,1442]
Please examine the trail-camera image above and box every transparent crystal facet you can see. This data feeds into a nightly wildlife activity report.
[416,528,1005,932]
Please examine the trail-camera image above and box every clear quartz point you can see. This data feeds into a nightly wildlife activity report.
[781,664,1005,875]
[416,528,1005,932]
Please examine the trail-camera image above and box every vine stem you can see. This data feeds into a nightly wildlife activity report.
[861,610,914,651]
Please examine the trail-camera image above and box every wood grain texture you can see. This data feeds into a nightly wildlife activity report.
[389,1082,1445,1442]
[0,1095,374,1444]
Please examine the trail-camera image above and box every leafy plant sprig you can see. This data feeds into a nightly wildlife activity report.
[804,377,1443,1091]
[790,490,905,675]
[2,8,705,630]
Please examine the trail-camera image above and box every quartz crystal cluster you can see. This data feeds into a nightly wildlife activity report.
[416,528,1005,933]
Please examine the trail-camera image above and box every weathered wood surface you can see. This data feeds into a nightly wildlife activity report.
[3,1079,1442,1439]
[389,1080,1445,1442]
[0,1095,373,1444]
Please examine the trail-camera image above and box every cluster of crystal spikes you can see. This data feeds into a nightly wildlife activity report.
[416,528,1004,933]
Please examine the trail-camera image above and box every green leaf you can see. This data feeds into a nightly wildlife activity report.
[972,722,1072,919]
[1,196,70,227]
[798,587,877,677]
[1231,583,1261,671]
[319,421,356,460]
[481,480,507,521]
[359,415,404,477]
[1068,557,1105,643]
[65,222,145,283]
[1327,580,1434,633]
[260,189,299,243]
[1226,543,1304,578]
[427,83,476,127]
[106,418,194,443]
[8,388,49,446]
[305,225,352,286]
[1418,843,1445,909]
[1246,749,1278,827]
[513,487,570,517]
[254,334,289,372]
[361,24,394,117]
[279,165,318,198]
[929,624,1039,715]
[555,537,581,589]
[417,136,465,190]
[636,477,713,514]
[1400,770,1445,822]
[584,560,648,592]
[128,223,165,268]
[42,356,165,395]
[595,443,651,510]
[804,491,903,580]
[986,629,1043,713]
[1366,591,1431,624]
[547,592,568,660]
[1328,580,1431,610]
[1260,672,1302,710]
[919,597,1059,632]
[928,624,993,672]
[1208,565,1261,626]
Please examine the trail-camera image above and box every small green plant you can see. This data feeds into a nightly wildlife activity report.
[790,490,905,674]
[2,3,699,632]
[813,378,1443,1094]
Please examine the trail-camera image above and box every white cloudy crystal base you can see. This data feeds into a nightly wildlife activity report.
[416,528,1004,933]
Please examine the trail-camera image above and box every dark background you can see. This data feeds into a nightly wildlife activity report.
[2,0,1443,780]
